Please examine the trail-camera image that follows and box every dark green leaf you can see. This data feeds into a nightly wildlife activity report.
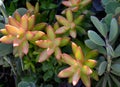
[43,71,53,81]
[88,30,105,46]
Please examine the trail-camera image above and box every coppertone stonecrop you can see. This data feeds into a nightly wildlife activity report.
[0,13,45,58]
[55,9,77,38]
[36,25,70,62]
[58,42,97,87]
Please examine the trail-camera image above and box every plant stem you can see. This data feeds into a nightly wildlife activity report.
[105,39,112,72]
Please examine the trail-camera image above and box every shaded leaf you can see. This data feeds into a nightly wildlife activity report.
[111,64,120,73]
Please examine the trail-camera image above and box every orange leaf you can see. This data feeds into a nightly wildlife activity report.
[58,66,74,78]
[20,14,28,30]
[8,16,20,28]
[70,29,76,38]
[0,29,8,35]
[47,48,54,56]
[72,69,80,86]
[55,15,70,26]
[46,25,56,40]
[36,40,52,48]
[13,39,21,47]
[5,25,19,36]
[54,38,61,47]
[28,15,35,30]
[32,31,45,40]
[26,31,34,40]
[55,47,62,60]
[55,26,69,34]
[62,1,72,7]
[0,35,14,44]
[62,53,76,65]
[22,40,29,55]
[38,49,50,62]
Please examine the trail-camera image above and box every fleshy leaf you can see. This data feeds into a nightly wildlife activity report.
[62,53,76,65]
[70,29,76,38]
[62,1,72,7]
[85,50,98,59]
[47,25,56,40]
[72,69,80,86]
[22,40,29,55]
[26,2,34,12]
[5,25,19,36]
[0,35,14,44]
[28,15,35,30]
[58,66,74,78]
[60,37,70,47]
[55,26,69,34]
[82,65,92,75]
[34,23,47,30]
[38,49,50,62]
[81,73,91,87]
[55,15,70,26]
[36,40,52,48]
[72,42,78,56]
[74,15,84,25]
[66,9,73,22]
[14,11,21,22]
[0,29,8,35]
[20,14,28,30]
[8,16,20,28]
[85,59,97,68]
[55,47,61,60]
[75,46,84,62]
[35,2,39,13]
[54,38,61,47]
[88,30,105,46]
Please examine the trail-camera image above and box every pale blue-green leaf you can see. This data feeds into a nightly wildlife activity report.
[111,64,120,73]
[0,43,13,57]
[0,23,4,28]
[85,39,106,54]
[109,18,118,41]
[106,45,115,57]
[98,61,107,76]
[88,30,105,46]
[13,8,27,16]
[111,70,120,76]
[91,16,107,37]
[114,44,120,57]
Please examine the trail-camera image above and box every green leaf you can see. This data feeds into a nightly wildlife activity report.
[111,70,120,76]
[107,74,112,87]
[43,71,53,81]
[115,7,120,14]
[0,43,13,57]
[98,61,107,76]
[114,44,120,57]
[88,30,105,46]
[85,40,106,54]
[91,16,107,37]
[85,50,98,59]
[109,18,118,41]
[106,45,115,57]
[110,74,120,87]
[111,64,120,73]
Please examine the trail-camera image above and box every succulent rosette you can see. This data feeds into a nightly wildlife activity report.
[0,13,45,58]
[58,42,98,87]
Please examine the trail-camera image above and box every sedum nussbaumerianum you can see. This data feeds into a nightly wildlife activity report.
[0,13,45,58]
[58,42,97,87]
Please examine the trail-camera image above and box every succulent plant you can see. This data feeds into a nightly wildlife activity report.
[0,13,45,58]
[36,25,70,62]
[58,42,98,87]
